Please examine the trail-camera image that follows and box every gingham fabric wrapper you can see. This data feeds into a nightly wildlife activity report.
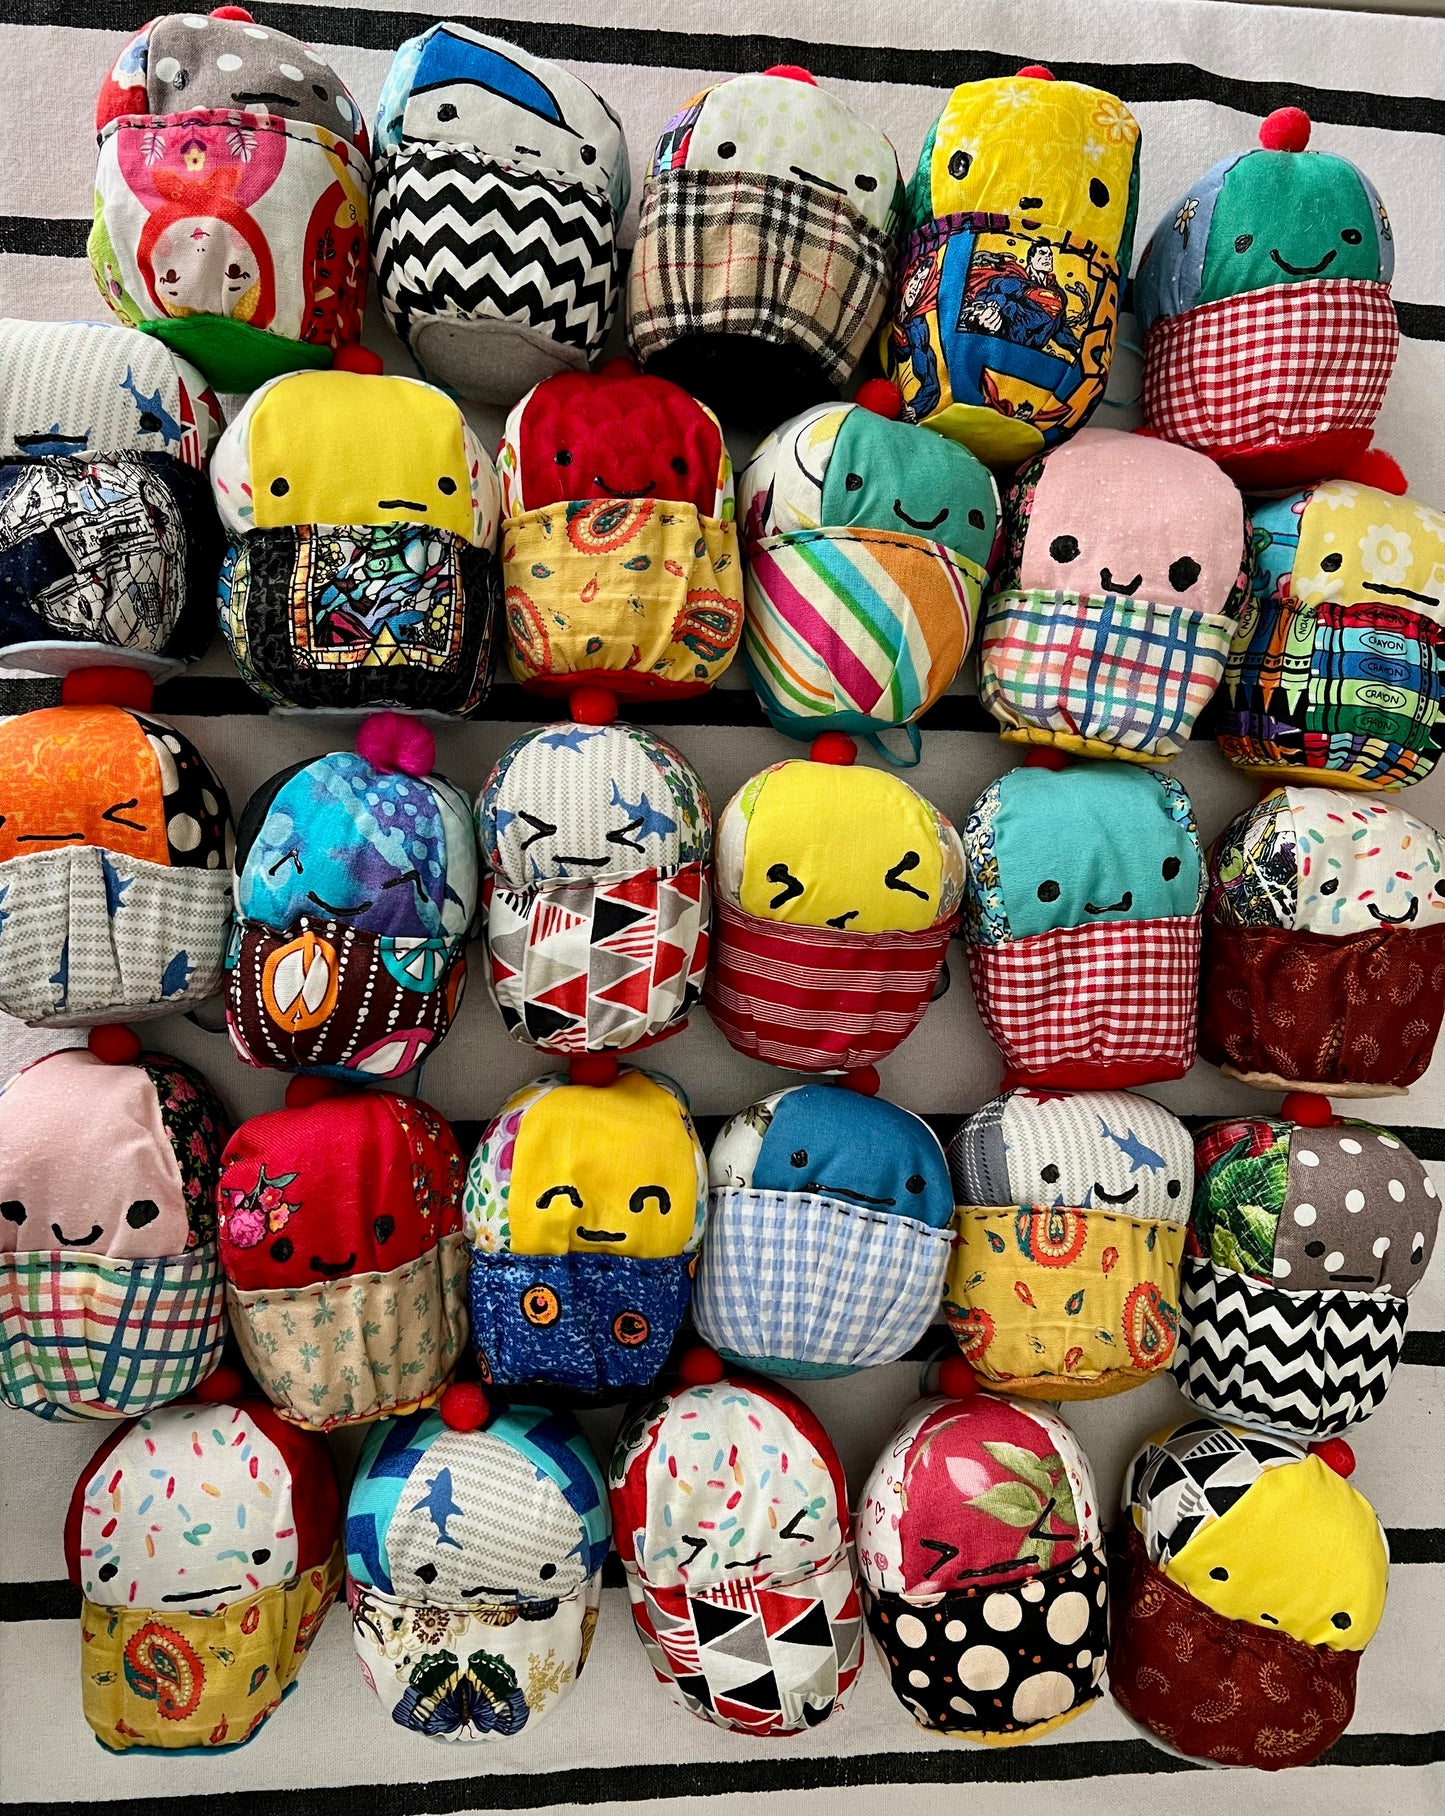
[626,170,895,389]
[1141,278,1398,456]
[0,1247,225,1420]
[693,1188,953,1371]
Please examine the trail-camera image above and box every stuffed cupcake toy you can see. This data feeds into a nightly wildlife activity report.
[476,714,711,1054]
[694,1081,954,1376]
[1176,1101,1439,1439]
[1217,474,1444,792]
[65,1370,343,1751]
[738,382,999,762]
[0,1029,228,1421]
[962,755,1205,1088]
[883,65,1140,467]
[227,714,477,1080]
[609,1353,863,1735]
[979,427,1252,762]
[1110,1418,1389,1767]
[705,737,964,1074]
[90,7,370,391]
[1134,110,1398,490]
[0,318,223,674]
[465,1061,707,1394]
[626,66,902,420]
[496,362,743,700]
[857,1383,1108,1745]
[1200,787,1445,1095]
[371,24,629,404]
[209,348,502,714]
[217,1078,468,1429]
[0,671,234,1026]
[345,1386,610,1740]
[945,1087,1193,1398]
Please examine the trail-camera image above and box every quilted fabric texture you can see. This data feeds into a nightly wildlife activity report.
[857,1393,1107,1744]
[371,24,629,403]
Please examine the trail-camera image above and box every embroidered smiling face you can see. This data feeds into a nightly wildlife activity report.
[816,406,998,561]
[1286,481,1445,616]
[1199,150,1386,304]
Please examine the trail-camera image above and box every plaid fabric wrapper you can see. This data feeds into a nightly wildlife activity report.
[979,589,1234,760]
[967,916,1201,1087]
[1142,279,1398,457]
[626,168,896,387]
[0,1246,225,1420]
[693,1188,952,1371]
[704,895,955,1072]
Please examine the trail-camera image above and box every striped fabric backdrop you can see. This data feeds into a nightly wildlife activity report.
[0,2,1440,1813]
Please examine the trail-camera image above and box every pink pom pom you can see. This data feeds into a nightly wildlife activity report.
[1282,1091,1335,1128]
[439,1382,491,1432]
[1259,107,1311,153]
[88,1026,141,1065]
[357,711,435,779]
[938,1357,978,1400]
[332,345,384,376]
[1016,64,1055,80]
[1310,1437,1356,1479]
[765,65,817,84]
[678,1345,726,1385]
[1343,448,1409,496]
[854,378,904,420]
[810,732,857,766]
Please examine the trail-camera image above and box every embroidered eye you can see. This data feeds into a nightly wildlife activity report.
[948,149,972,181]
[138,411,162,433]
[1162,856,1181,880]
[126,1199,160,1229]
[1037,879,1061,903]
[1235,233,1254,253]
[1332,1611,1352,1629]
[1040,1164,1060,1184]
[905,1174,926,1194]
[671,456,688,475]
[373,1215,395,1245]
[1049,534,1080,563]
[855,173,877,192]
[580,144,597,165]
[0,1200,25,1226]
[1089,177,1109,206]
[1210,1567,1229,1581]
[766,862,805,910]
[414,1561,438,1584]
[790,1149,809,1169]
[1320,878,1340,895]
[968,508,986,529]
[554,449,572,466]
[628,1186,671,1215]
[437,103,458,122]
[270,1236,294,1263]
[1305,1240,1326,1257]
[270,477,289,496]
[437,476,457,494]
[539,1562,558,1579]
[312,83,328,101]
[1341,228,1363,245]
[1167,1179,1182,1198]
[717,140,736,159]
[845,472,864,491]
[252,1549,270,1565]
[1168,556,1201,592]
[1320,552,1343,572]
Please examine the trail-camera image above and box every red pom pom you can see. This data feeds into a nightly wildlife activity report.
[810,732,857,766]
[569,1053,620,1088]
[60,667,153,711]
[439,1382,491,1432]
[285,1075,345,1110]
[1310,1437,1356,1479]
[1283,1091,1335,1127]
[678,1344,726,1385]
[854,378,904,420]
[87,1026,141,1065]
[569,686,618,726]
[332,345,384,376]
[1023,747,1071,771]
[356,711,435,778]
[842,1065,881,1097]
[192,1363,247,1404]
[764,65,817,84]
[1259,108,1311,154]
[938,1356,978,1400]
[1016,64,1055,80]
[1343,448,1409,496]
[209,6,255,18]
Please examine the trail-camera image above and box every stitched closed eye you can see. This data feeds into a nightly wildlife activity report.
[381,867,428,901]
[885,851,929,900]
[102,798,148,833]
[606,817,646,853]
[777,1508,813,1542]
[766,862,805,909]
[267,847,302,878]
[517,812,556,851]
[536,1185,583,1210]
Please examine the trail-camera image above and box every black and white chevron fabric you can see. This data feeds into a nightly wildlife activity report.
[1173,1254,1408,1439]
[372,147,620,360]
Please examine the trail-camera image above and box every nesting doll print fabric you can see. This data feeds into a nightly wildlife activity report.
[372,24,630,403]
[946,1088,1193,1397]
[609,1371,863,1735]
[857,1393,1107,1744]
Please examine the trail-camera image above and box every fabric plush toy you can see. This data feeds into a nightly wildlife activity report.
[209,349,502,714]
[1110,1418,1388,1767]
[0,319,223,674]
[91,7,370,391]
[465,1061,707,1393]
[945,1088,1193,1398]
[882,65,1140,467]
[66,1370,343,1751]
[0,672,234,1026]
[695,1081,954,1375]
[371,24,629,404]
[1176,1101,1439,1439]
[738,383,999,762]
[0,1029,228,1421]
[609,1355,863,1735]
[857,1386,1108,1745]
[475,716,711,1054]
[496,363,743,700]
[1217,475,1444,792]
[217,1078,467,1429]
[1134,110,1398,490]
[345,1386,610,1741]
[962,755,1205,1087]
[705,737,964,1074]
[626,66,902,420]
[980,427,1252,762]
[1200,787,1445,1094]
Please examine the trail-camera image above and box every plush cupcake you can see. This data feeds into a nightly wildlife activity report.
[857,1386,1108,1744]
[91,6,370,390]
[1110,1418,1389,1767]
[738,384,999,761]
[945,1087,1193,1397]
[1134,110,1398,490]
[209,349,501,714]
[371,24,629,403]
[626,66,902,419]
[705,737,964,1074]
[1177,1102,1439,1438]
[476,716,711,1054]
[883,65,1141,466]
[979,427,1252,762]
[345,1387,610,1740]
[962,756,1205,1087]
[227,714,476,1079]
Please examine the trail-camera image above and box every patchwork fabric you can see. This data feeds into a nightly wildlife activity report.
[1121,1416,1303,1566]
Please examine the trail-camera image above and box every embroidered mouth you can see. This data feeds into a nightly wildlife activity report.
[594,477,654,497]
[893,500,950,532]
[551,853,610,867]
[1363,581,1440,606]
[808,1182,896,1208]
[1259,1612,1280,1625]
[1100,568,1143,597]
[790,165,845,194]
[306,891,374,916]
[574,1226,627,1244]
[724,1552,771,1569]
[1269,247,1336,277]
[824,910,859,929]
[16,831,83,843]
[309,1252,357,1277]
[14,431,88,454]
[377,498,427,511]
[1368,897,1418,925]
[52,1221,103,1246]
[231,91,301,108]
[161,1585,241,1602]
[1092,1183,1139,1205]
[1084,892,1133,914]
[1021,218,1041,230]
